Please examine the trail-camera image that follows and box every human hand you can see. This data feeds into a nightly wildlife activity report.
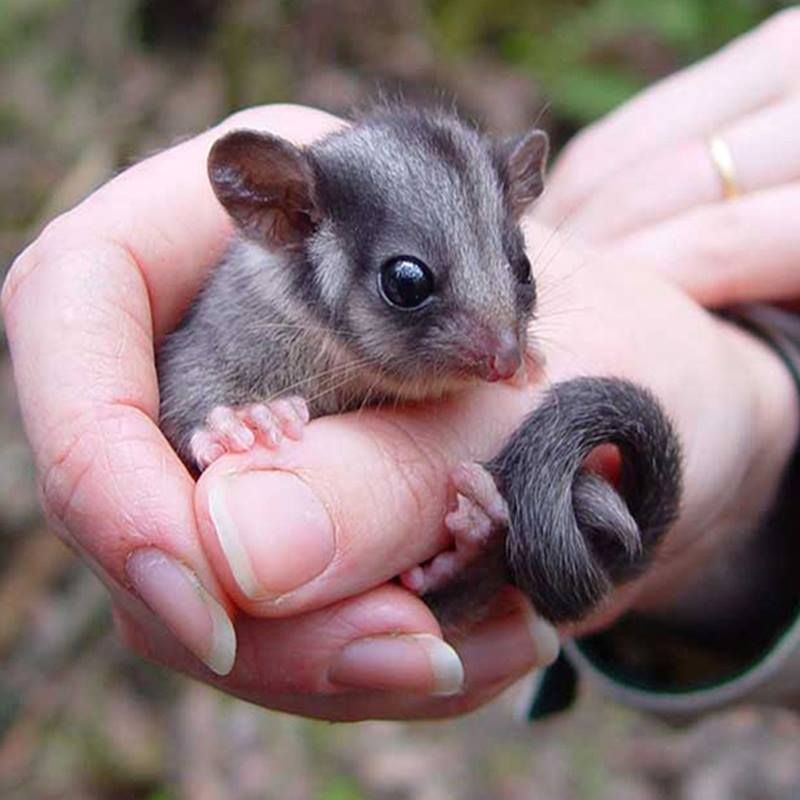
[536,8,800,308]
[1,105,561,722]
[3,104,795,722]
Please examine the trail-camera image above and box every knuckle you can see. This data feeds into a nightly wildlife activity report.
[1,212,96,321]
[38,403,140,533]
[370,418,447,532]
[1,239,41,321]
[218,104,323,137]
[542,123,613,221]
[690,205,748,303]
[699,205,737,262]
[37,409,99,529]
[32,211,79,256]
[37,403,158,568]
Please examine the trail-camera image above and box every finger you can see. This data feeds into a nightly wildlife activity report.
[1,105,345,679]
[193,380,536,617]
[116,583,555,722]
[316,598,557,721]
[562,97,800,242]
[719,97,800,196]
[3,104,343,338]
[537,9,800,225]
[1,174,230,676]
[603,184,800,306]
[265,590,558,721]
[3,226,187,545]
[116,582,460,696]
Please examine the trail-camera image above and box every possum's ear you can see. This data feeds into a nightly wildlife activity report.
[496,129,549,219]
[208,130,320,248]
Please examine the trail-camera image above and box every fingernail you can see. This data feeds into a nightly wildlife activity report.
[524,608,560,666]
[512,670,546,723]
[208,471,335,601]
[457,608,559,686]
[329,633,465,696]
[126,548,236,676]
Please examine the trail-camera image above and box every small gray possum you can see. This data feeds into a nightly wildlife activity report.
[157,105,682,625]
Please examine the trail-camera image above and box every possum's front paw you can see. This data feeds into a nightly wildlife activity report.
[189,397,309,470]
[400,462,509,594]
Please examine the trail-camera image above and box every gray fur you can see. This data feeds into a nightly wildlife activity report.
[157,106,683,626]
[489,377,683,623]
[158,106,540,466]
[157,241,352,463]
[422,378,682,629]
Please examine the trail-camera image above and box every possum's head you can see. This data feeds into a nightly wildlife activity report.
[207,107,548,398]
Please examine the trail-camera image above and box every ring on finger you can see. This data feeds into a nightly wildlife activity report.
[707,135,740,200]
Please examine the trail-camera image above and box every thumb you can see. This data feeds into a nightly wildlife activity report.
[194,383,535,619]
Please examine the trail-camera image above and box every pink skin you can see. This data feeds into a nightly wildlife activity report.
[191,396,310,471]
[190,395,512,600]
[463,325,523,384]
[401,462,509,595]
[187,365,516,605]
[190,391,512,603]
[397,332,520,594]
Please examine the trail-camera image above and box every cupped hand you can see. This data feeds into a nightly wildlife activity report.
[536,8,800,308]
[3,104,796,722]
[1,105,557,721]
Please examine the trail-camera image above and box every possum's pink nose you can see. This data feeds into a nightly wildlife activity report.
[486,331,522,382]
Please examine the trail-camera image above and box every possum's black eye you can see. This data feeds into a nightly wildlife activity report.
[379,257,435,309]
[514,254,532,284]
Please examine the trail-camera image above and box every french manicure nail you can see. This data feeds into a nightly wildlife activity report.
[208,471,335,601]
[126,548,236,676]
[329,633,465,696]
[525,609,560,667]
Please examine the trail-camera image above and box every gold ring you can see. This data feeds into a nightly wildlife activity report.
[707,135,740,200]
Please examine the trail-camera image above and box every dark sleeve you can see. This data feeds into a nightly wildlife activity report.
[525,304,800,724]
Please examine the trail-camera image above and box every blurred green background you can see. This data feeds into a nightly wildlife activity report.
[2,2,800,799]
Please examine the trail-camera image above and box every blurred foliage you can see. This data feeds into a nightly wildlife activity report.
[430,0,793,122]
[318,775,366,800]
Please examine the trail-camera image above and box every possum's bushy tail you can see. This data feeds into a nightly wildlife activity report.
[489,377,682,623]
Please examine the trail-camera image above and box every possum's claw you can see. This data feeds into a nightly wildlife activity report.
[400,462,509,595]
[189,396,309,470]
